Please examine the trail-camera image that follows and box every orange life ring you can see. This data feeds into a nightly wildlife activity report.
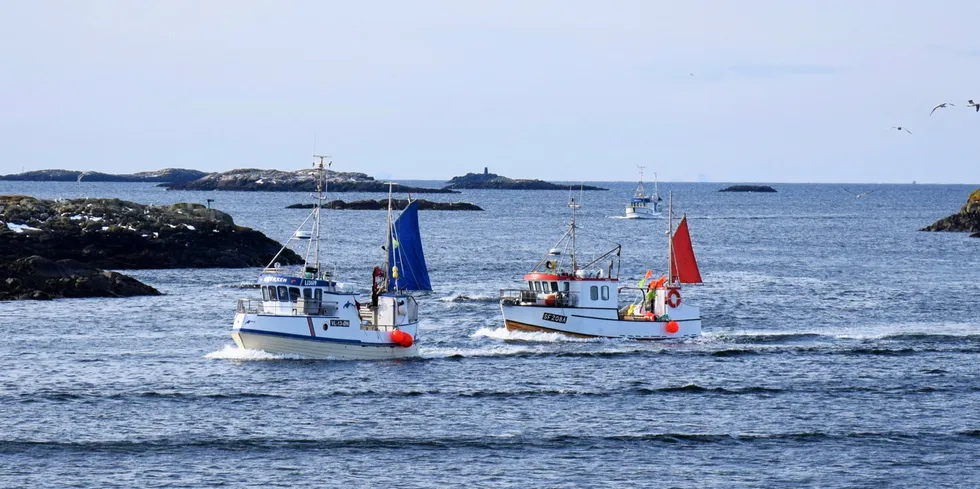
[666,289,681,308]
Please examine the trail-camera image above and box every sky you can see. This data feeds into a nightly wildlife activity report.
[1,1,979,183]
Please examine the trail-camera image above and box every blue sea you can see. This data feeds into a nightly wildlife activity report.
[1,180,978,488]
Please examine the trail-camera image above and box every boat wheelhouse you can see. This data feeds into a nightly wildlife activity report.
[231,156,430,360]
[501,192,702,339]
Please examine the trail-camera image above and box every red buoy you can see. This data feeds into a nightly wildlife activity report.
[665,321,679,334]
[391,330,414,348]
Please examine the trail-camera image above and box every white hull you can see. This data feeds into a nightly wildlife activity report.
[500,302,700,339]
[233,312,419,360]
[624,207,661,219]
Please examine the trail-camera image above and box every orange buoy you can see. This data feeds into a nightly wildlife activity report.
[643,311,656,321]
[390,330,414,348]
[665,321,679,334]
[544,294,557,306]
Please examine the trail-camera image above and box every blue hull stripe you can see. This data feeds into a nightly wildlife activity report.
[237,328,398,347]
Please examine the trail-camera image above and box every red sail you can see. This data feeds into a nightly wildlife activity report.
[670,216,702,284]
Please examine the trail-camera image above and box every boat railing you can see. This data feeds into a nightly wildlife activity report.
[499,289,579,307]
[236,298,262,314]
[236,298,341,316]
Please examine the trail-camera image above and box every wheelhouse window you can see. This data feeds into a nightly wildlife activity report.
[533,282,542,292]
[590,286,599,301]
[277,286,288,302]
[601,286,609,301]
[289,287,301,302]
[262,287,270,301]
[563,282,570,291]
[550,282,559,292]
[303,288,313,300]
[314,289,322,303]
[528,281,534,291]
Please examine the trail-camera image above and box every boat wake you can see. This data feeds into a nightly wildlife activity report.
[204,344,304,361]
[472,326,600,343]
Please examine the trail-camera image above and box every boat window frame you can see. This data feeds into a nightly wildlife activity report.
[590,285,599,301]
[262,286,270,301]
[533,281,542,292]
[288,287,301,302]
[550,282,559,292]
[563,282,570,292]
[528,281,534,291]
[277,286,288,302]
[601,285,609,301]
[314,289,322,303]
[303,288,313,300]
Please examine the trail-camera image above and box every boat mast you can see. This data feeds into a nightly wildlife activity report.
[384,182,395,292]
[636,165,646,198]
[667,191,673,284]
[568,187,580,272]
[312,154,330,274]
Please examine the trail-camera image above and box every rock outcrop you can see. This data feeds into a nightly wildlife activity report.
[719,185,778,193]
[164,168,456,193]
[0,256,161,301]
[922,189,980,237]
[287,199,483,211]
[0,196,302,268]
[443,170,607,191]
[0,168,208,184]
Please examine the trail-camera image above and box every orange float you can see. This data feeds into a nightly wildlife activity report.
[544,294,557,306]
[665,321,679,334]
[390,330,414,348]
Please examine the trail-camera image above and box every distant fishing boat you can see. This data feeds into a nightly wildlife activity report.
[624,166,662,219]
[500,192,702,339]
[232,156,431,359]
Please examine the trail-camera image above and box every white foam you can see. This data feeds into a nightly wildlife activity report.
[471,326,598,343]
[204,344,303,361]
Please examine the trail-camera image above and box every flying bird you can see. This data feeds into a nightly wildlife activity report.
[930,102,954,115]
[891,126,912,134]
[969,100,980,112]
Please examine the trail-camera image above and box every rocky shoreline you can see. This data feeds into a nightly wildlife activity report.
[164,168,456,193]
[0,196,301,300]
[1,256,161,300]
[719,185,778,193]
[921,189,980,237]
[0,168,208,184]
[0,196,302,269]
[444,169,607,191]
[287,199,483,211]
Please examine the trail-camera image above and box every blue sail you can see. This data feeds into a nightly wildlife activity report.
[387,200,432,291]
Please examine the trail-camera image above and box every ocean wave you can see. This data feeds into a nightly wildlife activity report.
[1,430,969,453]
[438,294,499,304]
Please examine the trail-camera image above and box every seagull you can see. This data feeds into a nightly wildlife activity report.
[969,100,980,112]
[843,188,878,199]
[891,126,912,134]
[930,102,954,115]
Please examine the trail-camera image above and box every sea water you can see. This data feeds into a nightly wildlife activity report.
[0,181,978,487]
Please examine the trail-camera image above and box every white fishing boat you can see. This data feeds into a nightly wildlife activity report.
[624,166,662,219]
[500,192,702,339]
[232,156,432,359]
